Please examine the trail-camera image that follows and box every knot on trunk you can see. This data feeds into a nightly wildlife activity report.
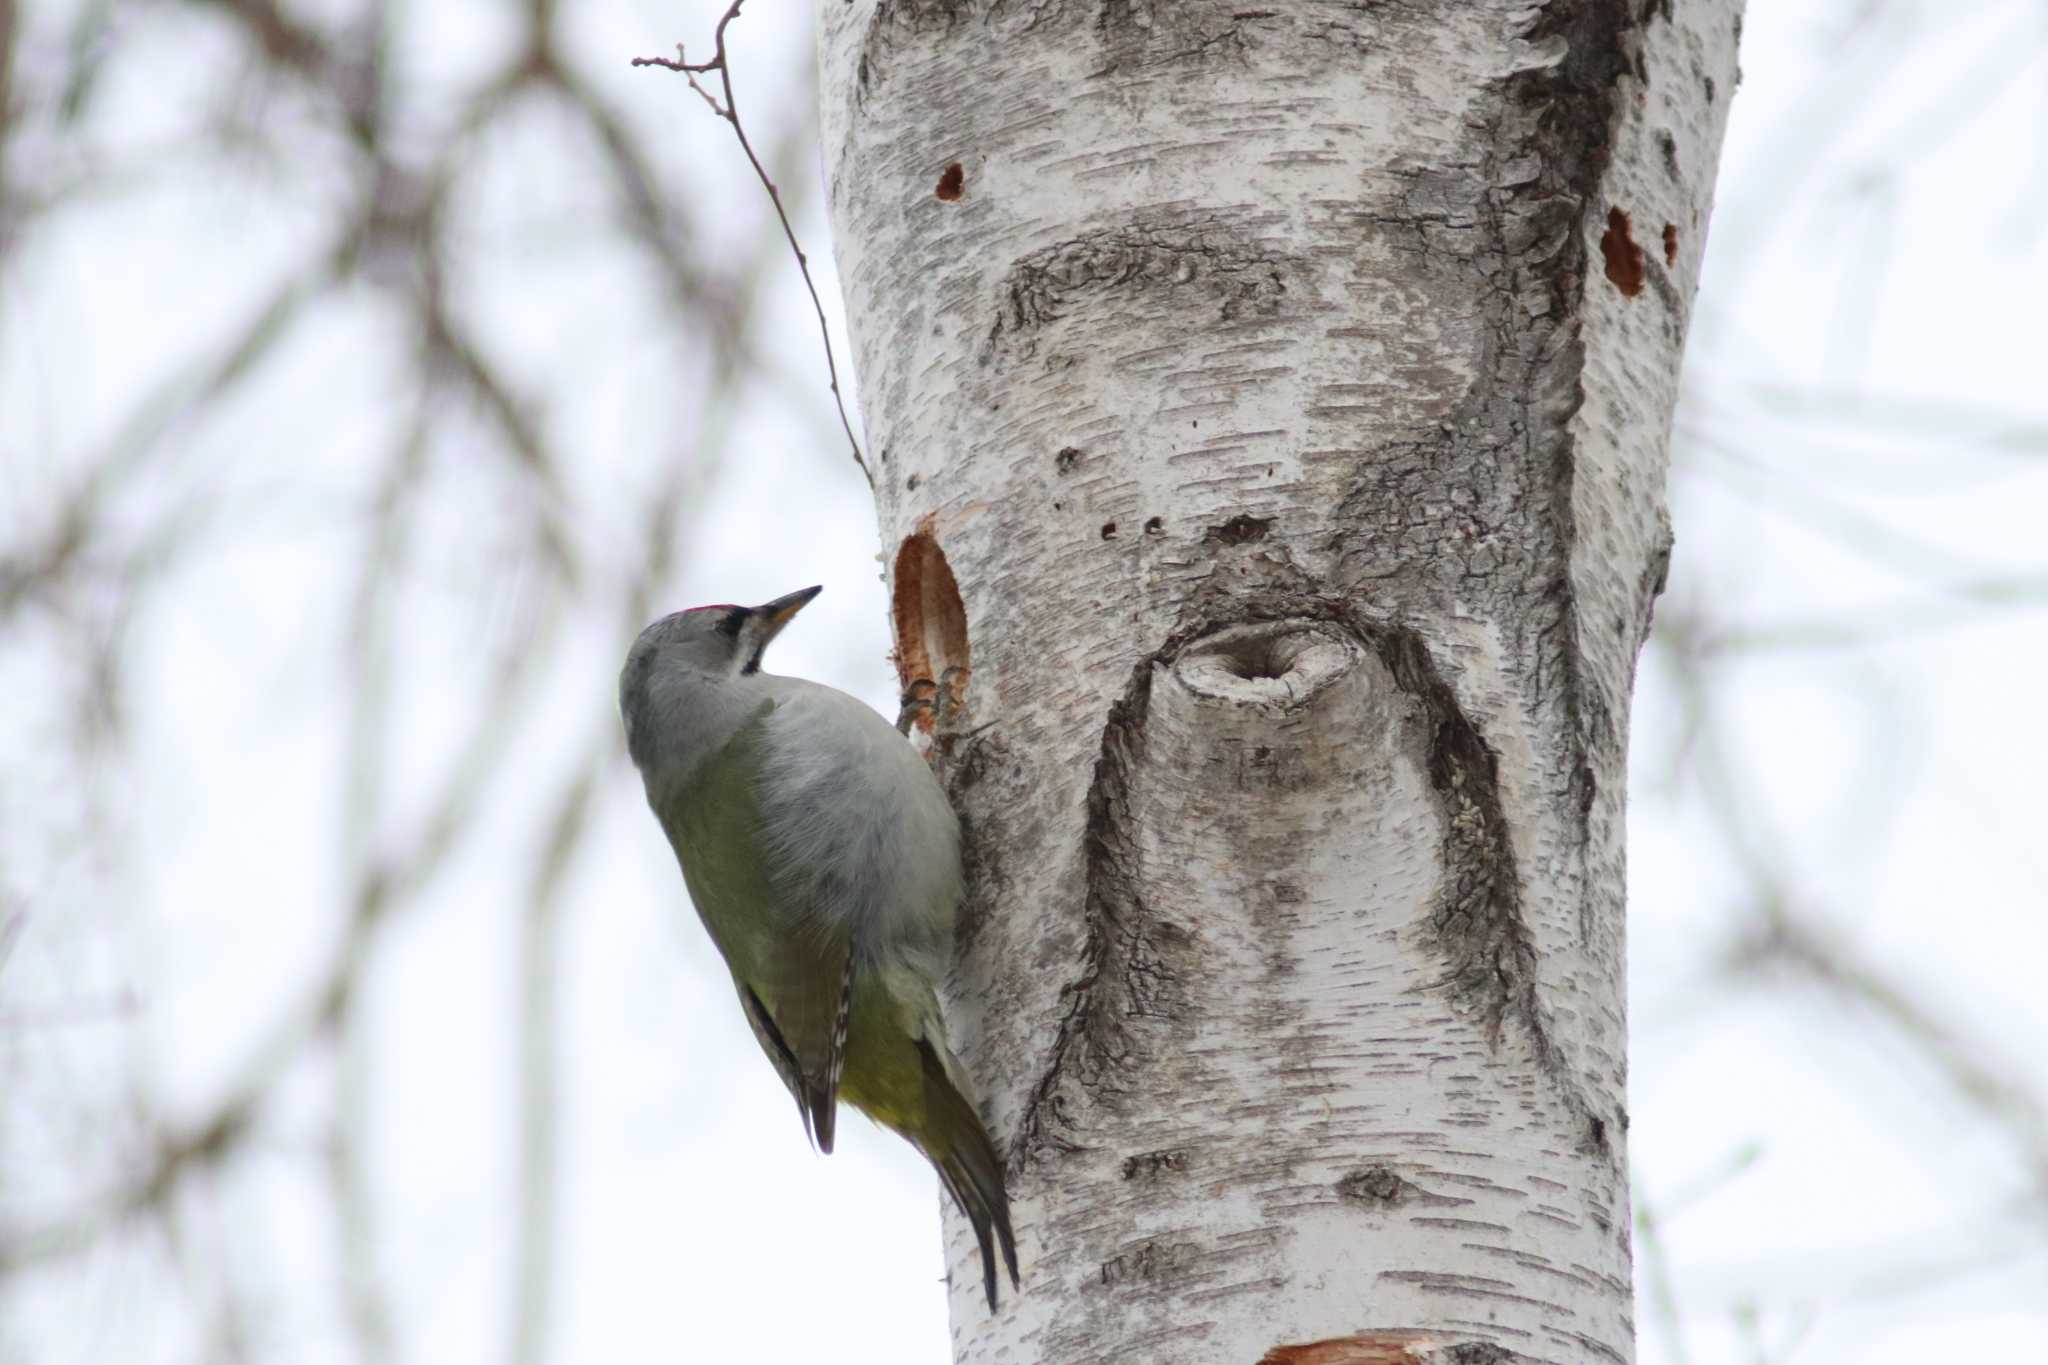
[1172,621,1359,710]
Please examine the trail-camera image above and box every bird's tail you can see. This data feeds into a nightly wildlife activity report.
[916,1037,1019,1311]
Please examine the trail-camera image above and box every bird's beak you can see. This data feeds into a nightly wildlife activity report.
[754,585,823,633]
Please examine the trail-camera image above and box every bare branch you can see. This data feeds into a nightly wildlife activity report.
[634,2,872,486]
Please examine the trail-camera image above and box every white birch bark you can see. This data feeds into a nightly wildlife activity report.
[819,3,1741,1361]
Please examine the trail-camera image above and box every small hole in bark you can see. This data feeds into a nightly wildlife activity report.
[1101,521,1118,540]
[1662,222,1679,266]
[1055,446,1083,473]
[935,162,964,201]
[890,531,969,732]
[1143,516,1164,535]
[1217,634,1296,679]
[906,473,921,491]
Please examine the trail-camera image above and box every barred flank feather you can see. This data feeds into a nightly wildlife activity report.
[917,1038,1019,1310]
[818,950,856,1154]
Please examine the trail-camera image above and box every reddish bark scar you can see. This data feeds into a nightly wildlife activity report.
[1259,1333,1447,1365]
[935,162,965,201]
[890,529,969,730]
[1601,206,1645,297]
[1663,222,1679,266]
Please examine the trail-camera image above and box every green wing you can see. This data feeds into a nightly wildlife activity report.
[664,705,854,1152]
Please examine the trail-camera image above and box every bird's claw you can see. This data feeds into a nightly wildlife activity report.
[897,677,940,735]
[898,667,970,734]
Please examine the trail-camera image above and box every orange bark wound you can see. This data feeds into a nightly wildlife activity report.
[1259,1334,1445,1365]
[1601,206,1646,297]
[891,528,969,731]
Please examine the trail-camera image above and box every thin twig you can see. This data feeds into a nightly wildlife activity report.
[633,2,872,487]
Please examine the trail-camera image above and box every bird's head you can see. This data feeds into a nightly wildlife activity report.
[629,585,822,681]
[619,586,823,773]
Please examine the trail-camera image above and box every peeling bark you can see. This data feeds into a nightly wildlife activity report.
[821,0,1741,1359]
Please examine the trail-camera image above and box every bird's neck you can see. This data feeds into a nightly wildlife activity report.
[632,666,779,794]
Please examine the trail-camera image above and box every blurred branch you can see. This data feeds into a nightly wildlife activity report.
[1,252,335,621]
[1744,384,2048,460]
[418,290,582,587]
[1726,910,2048,1207]
[1694,577,2048,656]
[1661,612,2048,1222]
[0,583,567,1274]
[322,400,433,1365]
[510,762,597,1365]
[1682,420,2017,587]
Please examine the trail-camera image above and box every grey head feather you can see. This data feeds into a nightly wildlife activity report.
[619,605,774,788]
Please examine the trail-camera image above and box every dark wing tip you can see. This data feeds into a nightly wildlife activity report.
[741,984,838,1153]
[809,1079,837,1155]
[935,1155,1002,1309]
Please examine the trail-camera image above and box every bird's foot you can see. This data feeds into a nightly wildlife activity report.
[897,677,939,735]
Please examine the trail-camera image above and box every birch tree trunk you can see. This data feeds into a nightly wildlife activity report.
[819,3,1741,1360]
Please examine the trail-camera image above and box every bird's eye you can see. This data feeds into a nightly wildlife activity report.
[715,610,746,640]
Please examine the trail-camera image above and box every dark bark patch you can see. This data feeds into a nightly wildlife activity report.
[1121,1148,1187,1180]
[1098,1235,1195,1286]
[1055,445,1084,473]
[1656,128,1680,179]
[1445,1348,1516,1365]
[1015,656,1160,1165]
[985,218,1293,358]
[1600,207,1645,297]
[1095,1,1276,73]
[1662,222,1679,266]
[1335,1165,1407,1206]
[1505,0,1640,319]
[1367,622,1601,1147]
[857,0,977,97]
[1204,513,1271,546]
[935,161,965,200]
